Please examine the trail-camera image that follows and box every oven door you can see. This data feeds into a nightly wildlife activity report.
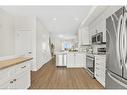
[86,56,95,74]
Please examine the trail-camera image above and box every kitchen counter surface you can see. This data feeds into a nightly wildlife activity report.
[55,51,86,56]
[55,52,67,55]
[0,56,33,70]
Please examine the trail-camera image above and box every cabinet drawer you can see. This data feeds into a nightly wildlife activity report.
[95,58,106,63]
[15,61,30,75]
[0,66,15,82]
[95,62,106,68]
[0,80,11,89]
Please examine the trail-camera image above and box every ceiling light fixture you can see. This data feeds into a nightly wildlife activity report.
[59,34,64,38]
[74,17,79,21]
[53,18,56,21]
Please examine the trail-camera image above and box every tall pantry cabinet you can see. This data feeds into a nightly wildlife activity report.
[15,16,51,71]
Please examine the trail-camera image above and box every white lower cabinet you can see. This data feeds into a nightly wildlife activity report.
[0,60,31,89]
[67,53,75,67]
[94,55,106,87]
[15,71,30,89]
[75,53,85,67]
[0,80,13,89]
[67,53,85,68]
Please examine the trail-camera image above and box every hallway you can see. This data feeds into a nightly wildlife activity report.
[30,58,104,89]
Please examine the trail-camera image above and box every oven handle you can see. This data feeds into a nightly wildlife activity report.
[86,57,94,60]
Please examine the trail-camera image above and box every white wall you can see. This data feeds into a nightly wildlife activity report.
[36,18,51,70]
[0,8,15,57]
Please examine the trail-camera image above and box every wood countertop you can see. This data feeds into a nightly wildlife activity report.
[0,56,33,70]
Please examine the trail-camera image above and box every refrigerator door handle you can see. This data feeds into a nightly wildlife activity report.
[108,71,127,88]
[122,13,127,65]
[117,15,123,66]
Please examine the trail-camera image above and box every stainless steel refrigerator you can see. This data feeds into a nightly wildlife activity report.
[106,6,127,89]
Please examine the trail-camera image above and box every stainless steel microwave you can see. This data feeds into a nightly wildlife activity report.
[92,32,103,44]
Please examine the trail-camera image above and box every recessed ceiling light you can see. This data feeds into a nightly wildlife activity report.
[53,18,56,21]
[59,34,64,38]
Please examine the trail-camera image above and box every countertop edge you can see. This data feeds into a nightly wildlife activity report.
[0,56,33,70]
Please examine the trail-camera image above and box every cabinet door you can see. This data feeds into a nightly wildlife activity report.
[67,53,75,68]
[81,28,90,45]
[96,19,106,42]
[0,79,14,89]
[75,53,84,67]
[15,71,30,89]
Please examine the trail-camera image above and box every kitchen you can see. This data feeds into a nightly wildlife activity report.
[0,5,126,89]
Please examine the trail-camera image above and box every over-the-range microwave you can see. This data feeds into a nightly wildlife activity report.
[92,32,106,44]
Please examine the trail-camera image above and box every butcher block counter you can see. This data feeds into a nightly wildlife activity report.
[0,55,33,89]
[0,56,33,70]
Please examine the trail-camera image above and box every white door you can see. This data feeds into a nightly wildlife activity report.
[67,53,75,68]
[15,31,32,55]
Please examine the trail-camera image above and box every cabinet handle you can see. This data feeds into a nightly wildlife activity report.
[13,79,16,81]
[10,81,13,84]
[21,66,26,68]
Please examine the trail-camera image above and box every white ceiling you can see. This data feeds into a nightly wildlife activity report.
[1,6,93,38]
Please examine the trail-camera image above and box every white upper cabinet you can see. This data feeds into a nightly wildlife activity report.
[88,18,106,43]
[78,27,90,45]
[96,19,106,42]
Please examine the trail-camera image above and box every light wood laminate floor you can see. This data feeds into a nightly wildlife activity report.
[29,57,104,89]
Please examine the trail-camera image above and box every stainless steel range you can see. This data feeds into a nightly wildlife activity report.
[86,54,95,78]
